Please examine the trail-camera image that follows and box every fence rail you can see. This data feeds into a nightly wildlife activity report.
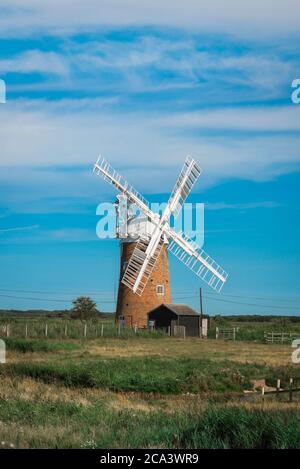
[264,332,300,343]
[216,327,236,341]
[260,378,300,402]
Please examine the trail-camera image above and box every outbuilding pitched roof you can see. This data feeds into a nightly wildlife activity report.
[157,303,199,316]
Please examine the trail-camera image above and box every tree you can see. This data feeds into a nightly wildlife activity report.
[71,296,99,320]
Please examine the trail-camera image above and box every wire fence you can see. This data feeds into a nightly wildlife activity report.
[0,320,167,340]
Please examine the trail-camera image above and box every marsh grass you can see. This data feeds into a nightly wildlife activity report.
[0,397,299,448]
[5,338,81,353]
[1,330,300,448]
[2,356,297,394]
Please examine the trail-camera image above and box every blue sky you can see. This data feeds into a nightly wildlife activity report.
[0,1,299,315]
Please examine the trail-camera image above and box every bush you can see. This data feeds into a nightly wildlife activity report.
[71,297,99,320]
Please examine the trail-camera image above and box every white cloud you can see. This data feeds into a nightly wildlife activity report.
[0,50,69,75]
[166,106,300,131]
[3,37,296,102]
[0,99,299,205]
[0,1,300,39]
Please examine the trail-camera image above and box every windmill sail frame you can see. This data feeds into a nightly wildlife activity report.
[94,155,228,295]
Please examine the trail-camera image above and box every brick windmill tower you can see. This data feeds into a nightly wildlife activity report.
[94,156,227,329]
[115,198,172,328]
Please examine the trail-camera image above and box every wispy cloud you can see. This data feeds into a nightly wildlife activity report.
[0,99,299,205]
[0,50,69,76]
[206,201,284,211]
[0,224,39,234]
[45,228,96,242]
[0,1,300,39]
[165,106,300,132]
[0,227,96,244]
[0,13,299,216]
[3,36,297,102]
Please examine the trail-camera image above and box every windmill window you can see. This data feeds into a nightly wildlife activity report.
[156,285,164,295]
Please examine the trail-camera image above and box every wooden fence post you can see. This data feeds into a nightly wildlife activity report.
[168,326,171,337]
[64,323,68,337]
[233,327,236,341]
[262,386,265,402]
[45,324,48,338]
[84,324,87,338]
[101,324,104,337]
[25,324,28,339]
[276,379,280,398]
[6,324,10,338]
[183,326,186,340]
[216,327,219,340]
[118,324,121,336]
[134,325,137,334]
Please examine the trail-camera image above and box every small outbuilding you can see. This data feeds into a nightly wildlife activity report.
[148,303,209,337]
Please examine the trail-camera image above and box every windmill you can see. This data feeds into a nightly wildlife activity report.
[94,155,228,328]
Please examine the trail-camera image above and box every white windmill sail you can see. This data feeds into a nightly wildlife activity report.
[166,228,228,292]
[93,154,228,295]
[122,156,201,294]
[121,233,164,295]
[94,156,152,216]
[164,156,202,221]
[94,156,166,294]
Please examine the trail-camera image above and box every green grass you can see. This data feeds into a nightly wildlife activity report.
[210,317,300,343]
[2,316,300,343]
[2,356,294,394]
[0,398,299,448]
[1,319,300,448]
[0,319,167,340]
[5,338,81,353]
[177,406,300,449]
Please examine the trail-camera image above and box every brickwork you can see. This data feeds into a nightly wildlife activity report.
[116,241,172,328]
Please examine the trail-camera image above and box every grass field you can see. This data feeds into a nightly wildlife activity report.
[0,325,300,449]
